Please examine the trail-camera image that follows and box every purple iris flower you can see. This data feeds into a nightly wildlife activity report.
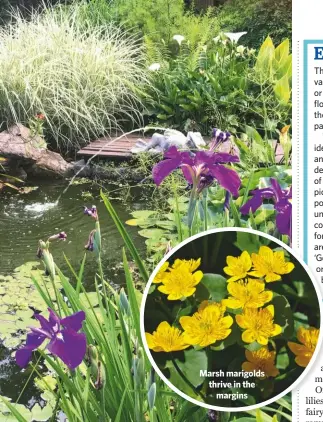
[152,146,241,196]
[48,232,67,242]
[240,178,292,238]
[16,308,86,370]
[209,128,231,150]
[84,206,98,220]
[85,230,95,251]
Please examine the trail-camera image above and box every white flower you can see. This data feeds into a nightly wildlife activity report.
[213,36,221,43]
[223,32,247,43]
[173,35,185,45]
[148,63,161,71]
[236,45,246,55]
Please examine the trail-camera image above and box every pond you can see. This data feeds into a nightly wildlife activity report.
[0,179,147,286]
[0,178,147,406]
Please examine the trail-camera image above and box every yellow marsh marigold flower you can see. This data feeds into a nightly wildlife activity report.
[223,278,273,310]
[172,258,201,272]
[153,262,169,284]
[250,246,294,282]
[179,303,233,347]
[145,321,190,352]
[236,305,282,345]
[242,347,279,378]
[288,326,319,367]
[223,251,252,282]
[157,265,203,300]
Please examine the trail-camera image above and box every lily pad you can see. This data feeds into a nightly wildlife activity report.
[0,262,62,351]
[31,403,54,422]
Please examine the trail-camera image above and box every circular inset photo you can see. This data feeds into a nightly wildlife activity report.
[140,228,322,411]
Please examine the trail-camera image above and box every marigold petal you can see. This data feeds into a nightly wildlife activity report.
[245,349,255,363]
[226,256,237,267]
[285,262,295,273]
[295,354,311,367]
[272,324,282,337]
[227,281,245,297]
[266,305,275,317]
[287,342,309,356]
[257,335,269,345]
[258,290,273,304]
[242,329,256,343]
[268,366,280,377]
[179,316,191,330]
[221,315,234,328]
[274,250,285,261]
[223,266,235,276]
[226,275,241,282]
[157,285,170,294]
[242,362,256,372]
[265,273,282,282]
[236,314,249,329]
[258,245,273,258]
[167,292,185,300]
[192,270,203,285]
[247,279,265,294]
[241,251,252,268]
[223,297,242,309]
[248,270,264,278]
[181,288,197,298]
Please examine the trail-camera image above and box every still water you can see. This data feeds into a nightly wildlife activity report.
[0,179,147,404]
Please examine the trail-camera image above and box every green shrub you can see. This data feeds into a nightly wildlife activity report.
[144,36,291,138]
[218,0,292,49]
[76,0,220,58]
[0,3,149,152]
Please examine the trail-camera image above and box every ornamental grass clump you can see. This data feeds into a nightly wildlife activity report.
[144,231,320,407]
[0,4,149,151]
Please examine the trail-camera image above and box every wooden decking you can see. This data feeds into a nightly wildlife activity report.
[76,134,288,163]
[77,134,144,159]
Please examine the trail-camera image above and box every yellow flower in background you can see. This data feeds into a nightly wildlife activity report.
[223,251,252,282]
[242,347,279,378]
[288,326,319,367]
[223,278,273,310]
[157,265,203,300]
[198,300,226,313]
[180,303,233,347]
[236,305,282,345]
[145,321,190,352]
[249,246,294,282]
[172,258,201,273]
[153,262,169,284]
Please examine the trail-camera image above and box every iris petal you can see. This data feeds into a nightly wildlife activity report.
[152,157,182,185]
[61,311,86,332]
[16,332,46,368]
[48,329,87,370]
[209,164,241,196]
[16,348,33,368]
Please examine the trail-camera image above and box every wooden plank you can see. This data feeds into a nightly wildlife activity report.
[77,135,290,162]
